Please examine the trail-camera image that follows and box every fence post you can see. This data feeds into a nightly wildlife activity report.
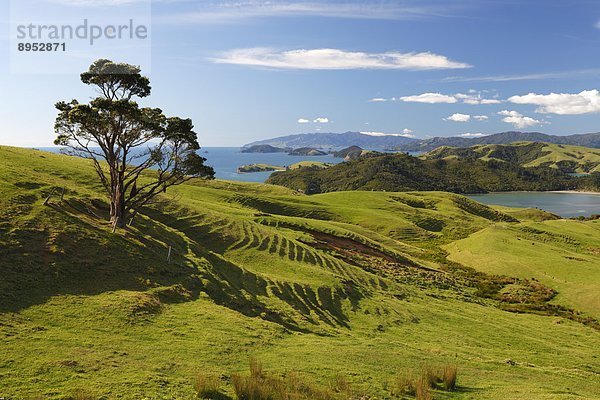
[43,188,56,206]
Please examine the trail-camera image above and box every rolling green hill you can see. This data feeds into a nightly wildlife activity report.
[423,142,600,173]
[1,146,599,399]
[266,151,577,194]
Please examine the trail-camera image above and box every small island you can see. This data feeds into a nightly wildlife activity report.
[288,147,327,156]
[237,164,286,173]
[241,145,288,153]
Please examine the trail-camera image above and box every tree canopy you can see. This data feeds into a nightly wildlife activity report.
[55,59,214,230]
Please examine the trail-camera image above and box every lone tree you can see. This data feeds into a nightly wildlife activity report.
[55,59,214,230]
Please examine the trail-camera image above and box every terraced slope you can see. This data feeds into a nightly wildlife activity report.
[1,146,599,399]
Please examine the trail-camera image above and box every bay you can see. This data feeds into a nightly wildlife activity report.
[468,192,600,218]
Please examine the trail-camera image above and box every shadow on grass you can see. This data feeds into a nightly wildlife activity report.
[0,198,362,334]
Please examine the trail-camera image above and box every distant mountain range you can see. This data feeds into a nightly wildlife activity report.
[244,131,600,151]
[244,131,417,149]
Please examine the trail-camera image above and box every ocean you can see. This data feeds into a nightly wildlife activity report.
[37,146,343,183]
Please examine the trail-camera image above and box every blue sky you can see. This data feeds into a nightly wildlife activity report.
[1,0,600,146]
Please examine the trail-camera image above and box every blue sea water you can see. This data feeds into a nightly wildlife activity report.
[37,146,342,183]
[200,147,341,182]
[468,192,600,218]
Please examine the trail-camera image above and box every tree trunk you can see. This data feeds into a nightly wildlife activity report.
[110,181,127,230]
[110,207,127,230]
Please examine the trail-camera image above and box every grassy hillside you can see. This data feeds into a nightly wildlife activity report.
[1,146,599,399]
[423,142,600,173]
[397,131,600,153]
[266,152,577,194]
[444,220,600,319]
[289,161,333,169]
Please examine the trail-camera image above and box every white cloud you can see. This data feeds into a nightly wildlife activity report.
[398,91,499,105]
[360,131,416,138]
[159,1,462,23]
[498,110,544,129]
[445,113,471,122]
[369,98,388,102]
[297,118,310,123]
[212,48,471,70]
[400,93,458,104]
[403,128,413,134]
[459,133,488,138]
[508,90,600,115]
[313,117,329,123]
[473,115,488,121]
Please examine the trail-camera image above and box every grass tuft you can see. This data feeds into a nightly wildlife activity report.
[329,372,351,393]
[391,364,458,399]
[442,364,458,391]
[70,389,97,400]
[249,356,263,379]
[194,372,223,399]
[414,375,432,400]
[390,370,415,396]
[232,359,343,400]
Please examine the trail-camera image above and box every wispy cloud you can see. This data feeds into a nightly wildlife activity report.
[368,97,388,102]
[211,48,471,70]
[48,0,145,5]
[443,69,600,83]
[297,118,310,123]
[508,90,600,115]
[313,117,329,123]
[360,131,416,138]
[454,92,501,105]
[459,132,488,138]
[159,1,462,24]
